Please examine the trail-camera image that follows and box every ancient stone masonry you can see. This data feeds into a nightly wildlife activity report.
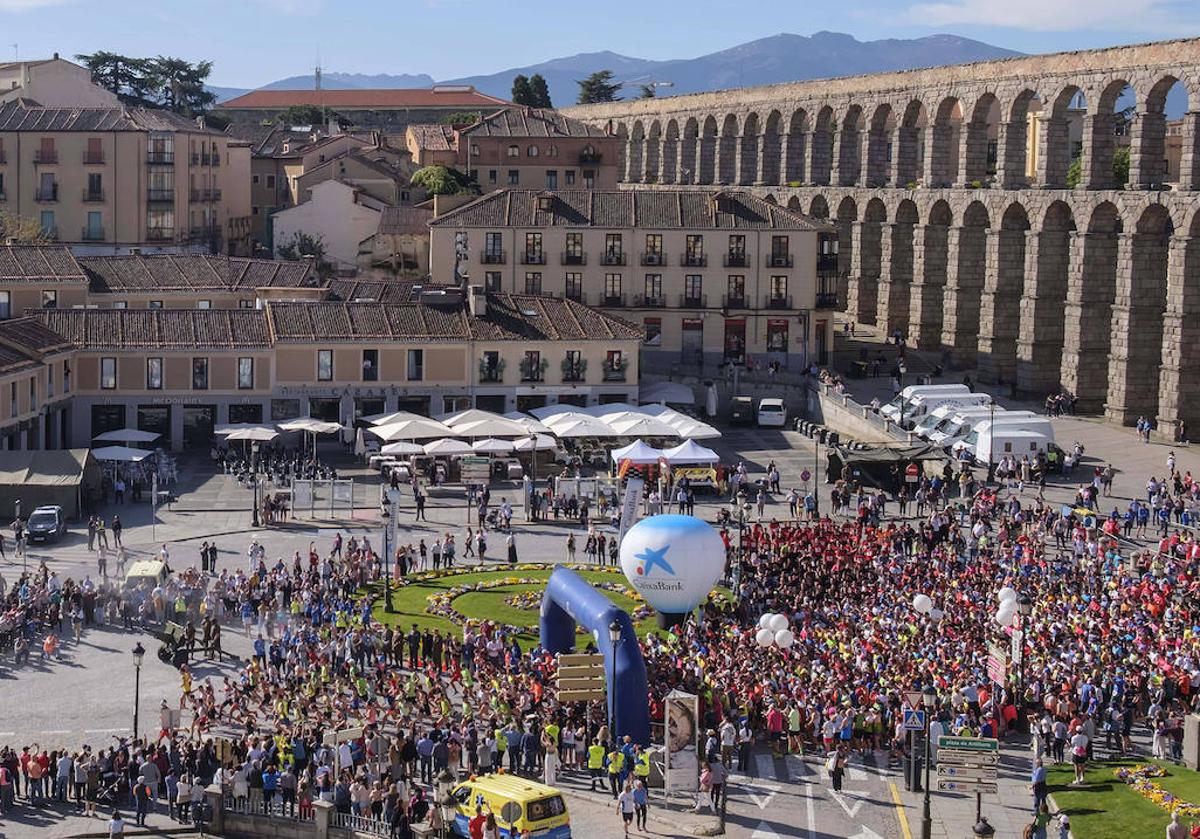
[564,37,1200,437]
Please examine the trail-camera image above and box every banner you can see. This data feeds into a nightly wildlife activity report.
[665,689,699,794]
[617,476,644,544]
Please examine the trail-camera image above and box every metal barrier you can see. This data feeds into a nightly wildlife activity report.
[333,812,390,836]
[224,792,314,821]
[292,479,357,519]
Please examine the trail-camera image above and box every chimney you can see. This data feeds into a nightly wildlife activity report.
[129,247,141,256]
[468,284,487,318]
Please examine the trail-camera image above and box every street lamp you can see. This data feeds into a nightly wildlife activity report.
[921,685,936,839]
[1016,594,1033,730]
[986,401,996,484]
[250,440,261,528]
[132,641,145,741]
[609,620,622,743]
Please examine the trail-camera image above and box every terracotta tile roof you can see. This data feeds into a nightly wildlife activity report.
[429,189,835,231]
[221,88,508,111]
[0,246,86,283]
[462,108,609,139]
[378,206,433,235]
[34,309,272,350]
[266,295,639,343]
[0,316,74,355]
[407,123,457,152]
[0,342,39,376]
[0,100,224,134]
[79,254,317,294]
[326,279,432,304]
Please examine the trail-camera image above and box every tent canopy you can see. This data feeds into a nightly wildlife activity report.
[825,444,951,489]
[381,441,425,455]
[610,440,664,464]
[662,440,720,464]
[608,415,681,438]
[93,428,160,444]
[502,412,552,434]
[0,449,100,519]
[92,445,154,462]
[424,438,473,456]
[472,438,515,454]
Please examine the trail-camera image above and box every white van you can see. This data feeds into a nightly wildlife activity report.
[933,409,1039,446]
[757,398,787,427]
[911,396,993,438]
[880,384,970,423]
[951,419,1055,462]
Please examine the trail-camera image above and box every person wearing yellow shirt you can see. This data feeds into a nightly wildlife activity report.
[587,740,606,791]
[607,748,624,800]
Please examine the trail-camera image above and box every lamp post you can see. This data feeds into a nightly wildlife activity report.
[1016,593,1032,731]
[813,433,821,516]
[250,440,261,528]
[986,401,996,484]
[921,684,936,839]
[132,641,145,741]
[608,619,621,744]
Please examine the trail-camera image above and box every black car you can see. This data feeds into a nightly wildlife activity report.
[27,505,66,542]
[729,396,755,426]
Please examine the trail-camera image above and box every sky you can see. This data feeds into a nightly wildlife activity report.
[1,0,1198,88]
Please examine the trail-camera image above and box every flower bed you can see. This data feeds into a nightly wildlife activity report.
[1114,763,1200,819]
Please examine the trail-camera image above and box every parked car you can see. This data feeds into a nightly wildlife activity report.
[729,396,755,425]
[757,398,788,428]
[27,505,66,542]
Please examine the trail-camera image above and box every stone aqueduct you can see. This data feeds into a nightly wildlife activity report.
[563,38,1200,435]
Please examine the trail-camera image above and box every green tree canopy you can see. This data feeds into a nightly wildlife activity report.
[76,52,216,114]
[1066,145,1130,189]
[438,111,480,125]
[638,83,657,99]
[0,211,52,244]
[528,74,552,108]
[411,165,472,196]
[576,70,620,105]
[511,74,536,106]
[274,104,348,128]
[276,231,333,277]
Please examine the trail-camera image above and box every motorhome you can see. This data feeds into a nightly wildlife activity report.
[951,418,1056,462]
[932,409,1039,446]
[879,384,970,424]
[911,396,994,438]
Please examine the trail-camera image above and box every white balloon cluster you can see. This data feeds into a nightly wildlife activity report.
[994,587,1019,627]
[911,593,944,622]
[755,613,795,649]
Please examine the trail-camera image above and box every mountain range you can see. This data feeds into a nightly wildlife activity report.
[210,30,1021,105]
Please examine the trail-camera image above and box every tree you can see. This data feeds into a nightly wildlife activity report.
[148,56,216,116]
[276,231,333,276]
[511,74,536,107]
[439,111,480,126]
[76,51,156,107]
[576,70,621,105]
[1066,145,1131,189]
[528,74,552,108]
[0,211,51,244]
[275,104,347,128]
[638,83,657,100]
[411,165,472,196]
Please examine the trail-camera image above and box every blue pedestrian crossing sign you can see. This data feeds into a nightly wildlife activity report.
[903,709,926,731]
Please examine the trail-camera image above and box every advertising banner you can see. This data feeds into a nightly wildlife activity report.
[665,689,699,794]
[617,476,644,544]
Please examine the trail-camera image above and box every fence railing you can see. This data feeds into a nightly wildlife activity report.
[224,792,314,821]
[333,813,390,836]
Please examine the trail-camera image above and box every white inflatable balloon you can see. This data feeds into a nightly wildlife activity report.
[997,587,1017,604]
[774,629,795,648]
[912,594,933,614]
[759,613,775,629]
[756,628,775,647]
[619,515,726,613]
[769,613,789,633]
[929,608,944,621]
[995,609,1015,627]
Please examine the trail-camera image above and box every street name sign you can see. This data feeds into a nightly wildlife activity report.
[936,780,998,794]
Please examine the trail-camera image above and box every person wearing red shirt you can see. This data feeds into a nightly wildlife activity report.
[468,805,487,839]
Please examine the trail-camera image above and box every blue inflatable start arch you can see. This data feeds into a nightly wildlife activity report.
[539,567,651,746]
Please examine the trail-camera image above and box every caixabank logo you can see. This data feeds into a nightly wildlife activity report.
[619,514,725,614]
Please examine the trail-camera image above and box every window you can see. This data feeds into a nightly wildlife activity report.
[317,349,333,381]
[147,208,173,238]
[39,210,55,237]
[603,233,623,264]
[266,175,276,189]
[47,364,53,397]
[488,169,497,184]
[481,350,502,382]
[604,274,623,301]
[684,275,703,305]
[149,300,163,309]
[770,275,789,305]
[643,274,662,303]
[564,272,583,302]
[41,289,57,309]
[766,319,789,352]
[583,171,595,189]
[563,349,583,381]
[521,350,543,382]
[727,275,745,306]
[197,300,211,309]
[9,382,15,418]
[238,357,255,389]
[112,301,127,309]
[524,232,543,262]
[527,145,539,157]
[0,172,5,198]
[685,234,705,265]
[252,206,259,216]
[565,170,575,185]
[565,232,583,263]
[146,357,163,390]
[191,357,209,390]
[524,272,542,294]
[770,235,791,267]
[644,317,662,347]
[239,299,256,309]
[86,172,103,200]
[252,174,260,185]
[29,376,35,407]
[484,231,504,262]
[508,170,519,185]
[362,349,378,382]
[547,145,558,157]
[545,170,557,189]
[85,210,102,240]
[470,144,480,157]
[0,291,8,320]
[604,350,626,381]
[407,349,424,381]
[100,357,117,390]
[485,271,502,292]
[645,234,662,256]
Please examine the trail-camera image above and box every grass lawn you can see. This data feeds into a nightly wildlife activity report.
[1047,757,1200,839]
[368,564,676,649]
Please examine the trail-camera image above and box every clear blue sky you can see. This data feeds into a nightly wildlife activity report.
[1,0,1197,88]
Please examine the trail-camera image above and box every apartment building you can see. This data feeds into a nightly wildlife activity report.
[217,86,509,131]
[429,189,839,371]
[0,100,252,255]
[407,107,621,191]
[0,55,120,108]
[0,315,76,451]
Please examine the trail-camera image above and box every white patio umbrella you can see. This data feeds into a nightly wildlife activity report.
[438,408,505,426]
[424,438,473,456]
[705,383,719,419]
[671,419,722,440]
[370,417,456,441]
[529,404,584,420]
[226,427,280,442]
[513,433,558,451]
[452,416,530,437]
[502,412,552,434]
[92,428,161,444]
[215,423,276,437]
[354,427,367,457]
[607,415,681,438]
[381,441,425,455]
[92,445,154,462]
[362,410,429,426]
[540,410,594,428]
[278,418,343,434]
[582,401,641,416]
[639,381,696,405]
[550,415,619,438]
[472,438,515,454]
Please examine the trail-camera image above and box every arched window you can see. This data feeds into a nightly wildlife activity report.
[547,145,558,157]
[528,145,539,157]
[507,144,519,157]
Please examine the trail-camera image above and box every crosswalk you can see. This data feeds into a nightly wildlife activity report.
[734,749,889,785]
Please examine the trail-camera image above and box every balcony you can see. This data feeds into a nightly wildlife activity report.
[679,293,708,308]
[34,186,59,202]
[680,253,707,267]
[81,226,105,242]
[146,227,174,242]
[766,254,794,268]
[562,366,586,383]
[189,226,217,241]
[722,293,747,309]
[147,152,174,165]
[83,151,105,165]
[602,364,627,383]
[815,291,839,309]
[520,371,546,383]
[634,294,666,308]
[520,251,546,265]
[480,250,506,264]
[579,151,602,165]
[33,150,58,165]
[41,227,58,241]
[564,290,584,303]
[640,251,666,267]
[724,252,749,268]
[766,295,793,310]
[192,153,215,166]
[82,188,104,203]
[817,252,839,273]
[601,293,626,308]
[600,251,626,266]
[480,370,503,384]
[190,188,222,202]
[561,252,587,266]
[147,188,174,202]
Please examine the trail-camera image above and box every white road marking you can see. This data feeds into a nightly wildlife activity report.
[84,728,128,734]
[738,781,783,810]
[804,779,817,839]
[751,821,783,838]
[851,828,885,839]
[785,754,813,780]
[755,752,775,779]
[830,788,867,819]
[41,729,70,734]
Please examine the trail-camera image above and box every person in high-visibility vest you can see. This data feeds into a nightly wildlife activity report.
[587,740,606,791]
[633,746,651,782]
[607,748,624,799]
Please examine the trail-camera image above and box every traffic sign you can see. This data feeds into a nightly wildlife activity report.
[936,780,998,795]
[556,652,606,703]
[1011,628,1024,665]
[937,749,1001,767]
[938,736,999,752]
[904,691,924,709]
[800,469,812,482]
[937,765,998,782]
[903,709,926,731]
